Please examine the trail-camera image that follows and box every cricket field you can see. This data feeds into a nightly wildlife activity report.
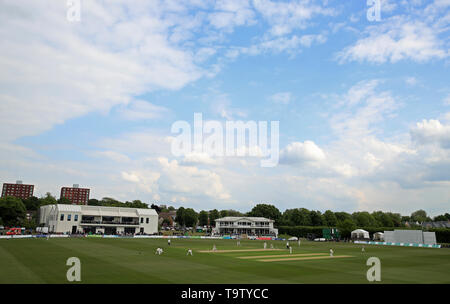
[0,238,449,284]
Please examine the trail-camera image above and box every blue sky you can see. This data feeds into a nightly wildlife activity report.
[1,0,449,216]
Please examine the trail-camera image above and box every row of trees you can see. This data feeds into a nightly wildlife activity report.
[247,204,446,228]
[2,192,448,232]
[88,198,148,209]
[0,193,152,229]
[0,196,26,227]
[171,204,448,230]
[434,213,450,222]
[0,193,82,228]
[169,208,244,228]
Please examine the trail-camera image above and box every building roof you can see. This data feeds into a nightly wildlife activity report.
[3,182,34,186]
[47,204,157,217]
[159,211,176,219]
[422,221,450,228]
[136,209,158,216]
[215,216,274,222]
[351,229,369,234]
[56,204,82,212]
[61,186,90,190]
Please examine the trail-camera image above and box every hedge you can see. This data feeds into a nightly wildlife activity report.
[428,228,450,243]
[278,226,330,238]
[278,226,450,243]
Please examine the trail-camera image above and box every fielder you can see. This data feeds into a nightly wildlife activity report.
[168,239,171,246]
[212,244,217,252]
[329,248,334,257]
[289,246,293,254]
[362,246,365,252]
[264,242,267,249]
[286,241,290,249]
[186,249,193,256]
[155,248,164,255]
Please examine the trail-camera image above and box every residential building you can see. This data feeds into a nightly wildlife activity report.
[60,184,90,205]
[422,221,450,229]
[1,180,34,200]
[159,211,177,227]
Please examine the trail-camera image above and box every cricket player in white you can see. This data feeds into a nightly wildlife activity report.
[264,242,267,249]
[298,239,301,247]
[270,243,274,249]
[155,248,163,255]
[212,244,217,252]
[168,239,171,246]
[329,248,334,257]
[362,246,365,252]
[187,249,193,256]
[286,241,290,249]
[289,246,292,254]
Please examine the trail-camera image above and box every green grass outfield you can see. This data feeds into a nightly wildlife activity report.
[0,238,449,284]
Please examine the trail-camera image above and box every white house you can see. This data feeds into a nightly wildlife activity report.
[39,204,158,235]
[212,216,278,237]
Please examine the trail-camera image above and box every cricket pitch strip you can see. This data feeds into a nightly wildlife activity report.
[237,253,329,259]
[197,249,284,253]
[257,255,355,262]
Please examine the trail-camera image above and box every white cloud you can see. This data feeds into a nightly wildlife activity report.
[304,81,416,182]
[118,100,169,121]
[380,0,398,13]
[181,152,219,166]
[97,131,173,157]
[157,157,230,200]
[234,33,327,58]
[94,151,131,163]
[330,80,397,138]
[316,80,450,200]
[337,17,448,64]
[342,79,380,107]
[94,130,231,201]
[269,92,292,104]
[208,92,247,120]
[405,76,419,86]
[280,141,326,164]
[209,0,256,31]
[410,119,450,148]
[195,47,218,63]
[252,0,336,36]
[0,1,212,142]
[121,171,141,183]
[120,169,161,195]
[1,1,449,216]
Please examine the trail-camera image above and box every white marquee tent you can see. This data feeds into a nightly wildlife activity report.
[351,229,370,240]
[373,232,384,241]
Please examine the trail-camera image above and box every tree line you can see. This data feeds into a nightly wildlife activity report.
[1,194,448,232]
[245,204,449,229]
[167,204,449,229]
[0,194,151,229]
[174,208,245,228]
